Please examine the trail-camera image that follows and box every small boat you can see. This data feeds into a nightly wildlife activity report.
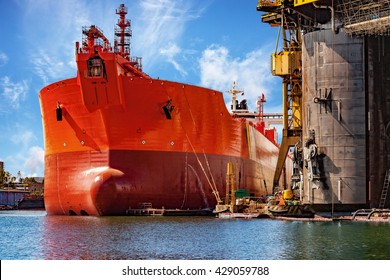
[267,207,289,214]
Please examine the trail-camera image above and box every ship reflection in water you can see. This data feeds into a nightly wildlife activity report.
[1,211,390,260]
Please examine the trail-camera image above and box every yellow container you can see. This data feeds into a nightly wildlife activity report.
[283,189,293,200]
[294,0,317,7]
[271,51,299,76]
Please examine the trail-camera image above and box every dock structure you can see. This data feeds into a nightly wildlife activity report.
[352,208,390,220]
[256,0,390,212]
[0,189,30,209]
[126,203,213,216]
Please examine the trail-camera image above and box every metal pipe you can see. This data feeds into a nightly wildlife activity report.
[338,178,341,201]
[368,209,390,220]
[337,100,341,122]
[313,2,335,33]
[352,208,372,220]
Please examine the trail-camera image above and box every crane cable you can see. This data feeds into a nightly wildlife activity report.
[161,84,221,204]
[181,89,221,203]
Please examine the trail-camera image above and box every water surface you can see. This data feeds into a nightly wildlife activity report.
[0,210,389,260]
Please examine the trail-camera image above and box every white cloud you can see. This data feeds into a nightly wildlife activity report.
[160,42,187,76]
[199,45,278,112]
[0,76,29,110]
[0,51,8,66]
[1,124,40,177]
[31,49,67,85]
[134,0,204,72]
[10,124,36,147]
[23,0,91,85]
[2,145,44,178]
[23,146,44,177]
[160,42,181,58]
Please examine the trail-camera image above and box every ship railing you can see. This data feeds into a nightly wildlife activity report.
[352,208,390,220]
[114,25,132,37]
[77,43,113,54]
[231,111,258,118]
[116,4,127,14]
[129,56,143,71]
[138,202,153,209]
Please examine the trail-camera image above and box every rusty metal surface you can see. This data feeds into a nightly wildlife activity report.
[302,29,366,206]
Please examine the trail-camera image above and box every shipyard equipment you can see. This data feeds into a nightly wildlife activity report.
[257,1,304,192]
[257,0,390,210]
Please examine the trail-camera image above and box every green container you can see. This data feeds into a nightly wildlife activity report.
[235,189,249,198]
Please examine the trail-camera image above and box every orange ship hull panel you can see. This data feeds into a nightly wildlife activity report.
[40,77,246,157]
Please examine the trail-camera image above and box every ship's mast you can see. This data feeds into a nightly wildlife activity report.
[257,93,266,123]
[227,81,244,113]
[115,4,131,59]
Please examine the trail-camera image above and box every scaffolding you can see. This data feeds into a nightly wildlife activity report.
[338,0,390,36]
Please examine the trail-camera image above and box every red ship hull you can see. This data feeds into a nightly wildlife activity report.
[39,6,290,216]
[40,76,287,216]
[44,149,280,216]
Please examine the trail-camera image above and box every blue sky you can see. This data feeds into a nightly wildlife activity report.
[0,0,281,178]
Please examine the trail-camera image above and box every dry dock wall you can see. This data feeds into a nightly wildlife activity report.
[302,29,366,209]
[301,28,390,210]
[366,36,390,209]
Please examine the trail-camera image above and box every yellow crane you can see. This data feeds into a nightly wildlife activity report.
[257,0,307,191]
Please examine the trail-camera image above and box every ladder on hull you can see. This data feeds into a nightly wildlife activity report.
[379,169,390,209]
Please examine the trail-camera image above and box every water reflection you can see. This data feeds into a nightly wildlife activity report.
[41,216,290,260]
[1,211,390,260]
[277,221,390,260]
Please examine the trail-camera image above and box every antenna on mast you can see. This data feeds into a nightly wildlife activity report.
[227,81,245,113]
[115,4,131,59]
[257,93,266,121]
